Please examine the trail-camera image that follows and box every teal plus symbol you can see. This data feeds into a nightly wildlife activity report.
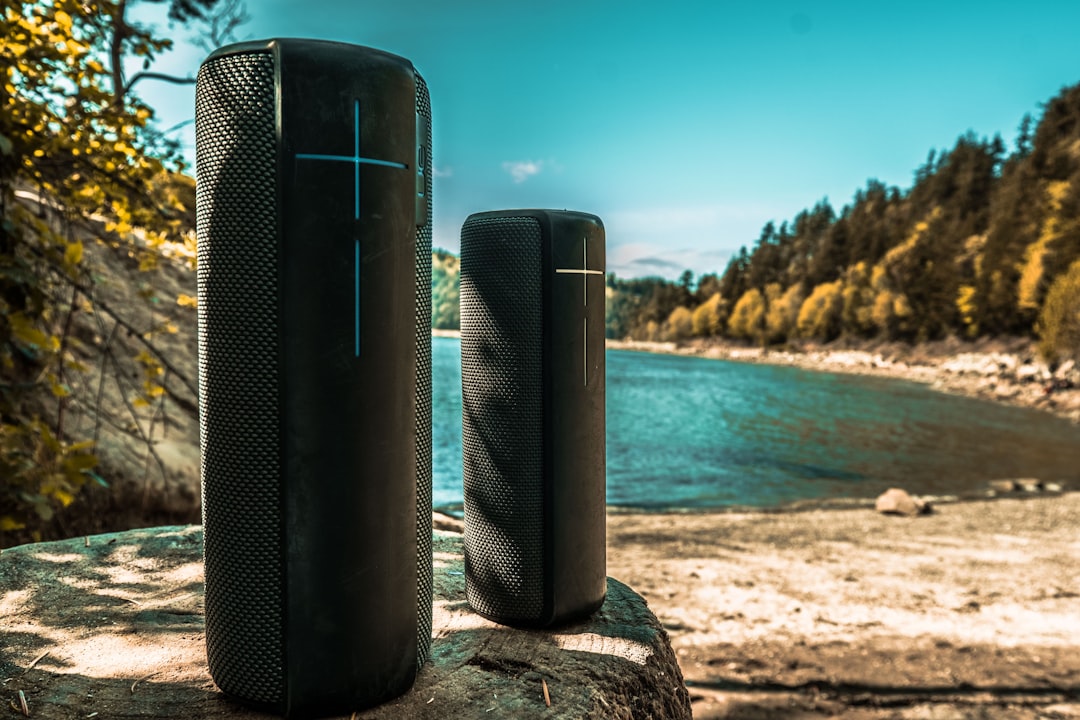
[295,99,409,356]
[555,236,605,386]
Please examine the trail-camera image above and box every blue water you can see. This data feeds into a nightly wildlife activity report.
[432,336,1080,510]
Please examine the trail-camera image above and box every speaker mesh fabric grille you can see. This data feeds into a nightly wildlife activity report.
[460,216,544,622]
[414,72,433,666]
[195,51,285,705]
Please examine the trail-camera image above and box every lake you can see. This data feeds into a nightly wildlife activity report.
[431,336,1080,510]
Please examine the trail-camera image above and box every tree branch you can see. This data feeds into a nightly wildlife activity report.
[122,72,196,98]
[16,234,199,400]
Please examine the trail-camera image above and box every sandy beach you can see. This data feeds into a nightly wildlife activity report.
[603,492,1080,719]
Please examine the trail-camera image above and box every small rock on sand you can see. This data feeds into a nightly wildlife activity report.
[989,479,1018,493]
[875,488,931,516]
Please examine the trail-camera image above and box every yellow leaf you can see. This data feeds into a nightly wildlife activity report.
[64,241,83,265]
[50,381,70,398]
[176,294,197,308]
[138,255,157,271]
[164,322,178,334]
[33,419,61,453]
[9,312,51,350]
[132,397,150,408]
[52,489,75,507]
[64,453,97,473]
[0,516,26,531]
[67,440,95,452]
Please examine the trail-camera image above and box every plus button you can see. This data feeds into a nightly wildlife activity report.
[294,99,410,357]
[555,236,605,386]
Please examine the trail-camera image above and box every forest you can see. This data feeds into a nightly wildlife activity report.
[433,81,1080,363]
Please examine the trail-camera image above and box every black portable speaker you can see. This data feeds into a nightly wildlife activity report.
[195,39,432,717]
[459,209,606,628]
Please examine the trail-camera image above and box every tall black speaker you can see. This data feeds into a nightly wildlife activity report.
[459,209,606,628]
[195,39,432,717]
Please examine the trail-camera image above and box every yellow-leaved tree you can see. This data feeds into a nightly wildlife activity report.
[691,292,726,337]
[1,0,242,542]
[1037,259,1080,363]
[727,288,765,344]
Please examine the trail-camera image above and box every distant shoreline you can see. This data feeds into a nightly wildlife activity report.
[435,329,1080,423]
[607,336,1080,424]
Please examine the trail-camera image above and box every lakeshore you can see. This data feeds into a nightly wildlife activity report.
[606,335,1080,424]
[439,328,1080,423]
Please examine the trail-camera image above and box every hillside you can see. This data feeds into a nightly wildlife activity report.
[604,81,1080,361]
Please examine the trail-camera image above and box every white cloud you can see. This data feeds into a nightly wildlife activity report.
[606,203,774,236]
[432,165,453,178]
[502,160,544,183]
[600,201,789,279]
[607,243,729,281]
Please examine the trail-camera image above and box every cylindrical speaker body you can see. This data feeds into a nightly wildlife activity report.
[196,39,432,717]
[460,209,606,628]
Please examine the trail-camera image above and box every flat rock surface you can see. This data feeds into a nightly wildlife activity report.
[0,527,690,719]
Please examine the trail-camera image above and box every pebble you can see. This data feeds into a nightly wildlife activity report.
[875,488,931,516]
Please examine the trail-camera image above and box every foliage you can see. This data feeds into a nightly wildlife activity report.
[691,292,726,337]
[764,283,803,344]
[727,288,765,343]
[664,305,693,341]
[0,419,103,530]
[1017,180,1070,311]
[605,275,689,340]
[796,280,844,340]
[1036,259,1080,362]
[0,0,225,541]
[431,249,459,330]
[840,262,876,337]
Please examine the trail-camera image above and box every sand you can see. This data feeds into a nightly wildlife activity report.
[600,493,1080,719]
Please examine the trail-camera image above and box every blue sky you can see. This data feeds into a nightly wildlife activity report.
[134,0,1080,280]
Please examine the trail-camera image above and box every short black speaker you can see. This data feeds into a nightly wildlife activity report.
[195,39,432,717]
[459,209,606,628]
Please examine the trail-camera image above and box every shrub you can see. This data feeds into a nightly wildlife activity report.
[728,288,765,342]
[796,281,844,340]
[1037,259,1080,362]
